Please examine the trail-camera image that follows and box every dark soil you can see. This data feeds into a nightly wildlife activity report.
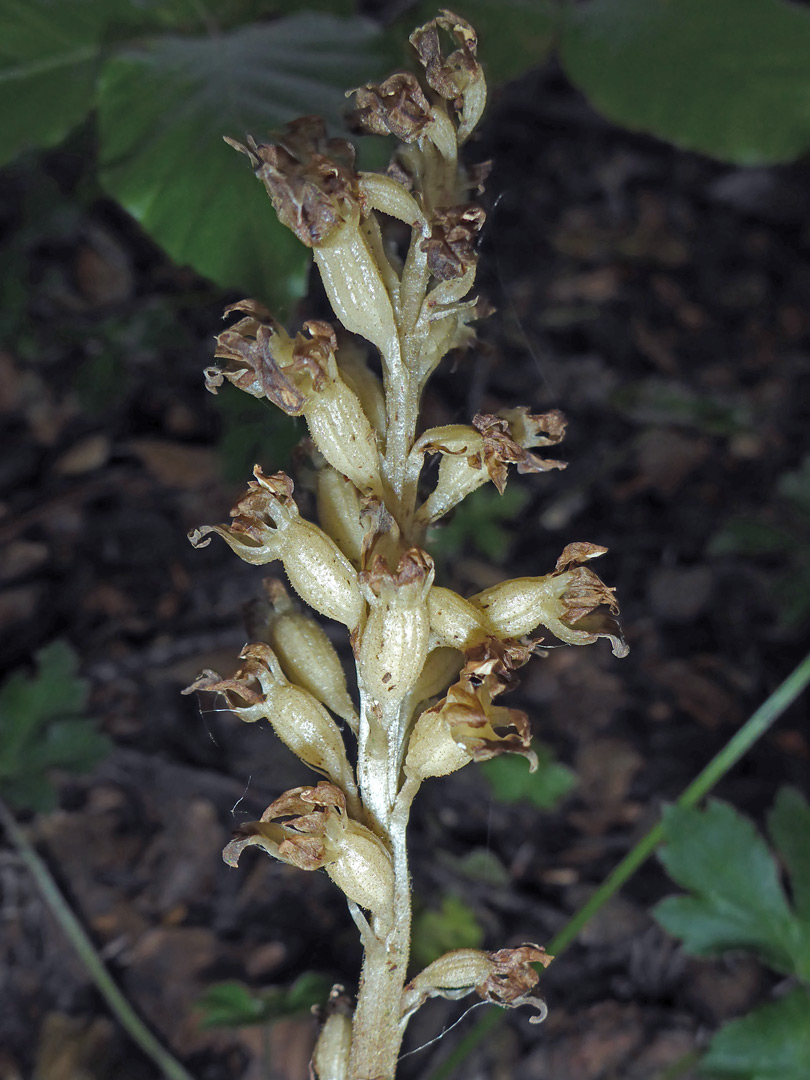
[1,55,809,1080]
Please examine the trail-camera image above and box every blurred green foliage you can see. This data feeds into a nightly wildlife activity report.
[481,740,577,811]
[613,378,751,438]
[411,893,485,972]
[710,456,810,629]
[428,485,529,573]
[197,971,334,1028]
[0,641,111,811]
[214,385,303,482]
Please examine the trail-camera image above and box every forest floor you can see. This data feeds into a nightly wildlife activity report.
[1,56,809,1080]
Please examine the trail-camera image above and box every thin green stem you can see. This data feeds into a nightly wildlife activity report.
[0,798,196,1080]
[424,650,810,1080]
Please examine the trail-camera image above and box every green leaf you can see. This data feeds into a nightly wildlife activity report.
[447,848,511,888]
[412,894,485,972]
[0,640,110,811]
[481,740,577,811]
[0,0,106,166]
[197,981,269,1027]
[407,0,558,83]
[98,14,393,310]
[700,987,810,1080]
[197,972,332,1028]
[560,0,810,166]
[653,801,800,975]
[769,788,810,928]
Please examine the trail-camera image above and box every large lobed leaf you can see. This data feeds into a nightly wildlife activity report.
[97,14,394,309]
[0,0,211,167]
[654,800,803,976]
[559,0,810,166]
[0,0,107,166]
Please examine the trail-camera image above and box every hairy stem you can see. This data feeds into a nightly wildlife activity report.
[348,773,418,1078]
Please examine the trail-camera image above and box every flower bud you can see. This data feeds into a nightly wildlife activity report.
[261,580,358,727]
[312,989,352,1080]
[357,549,434,701]
[427,587,489,650]
[316,468,365,566]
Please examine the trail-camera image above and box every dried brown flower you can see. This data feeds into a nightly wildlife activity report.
[224,117,360,247]
[349,72,433,141]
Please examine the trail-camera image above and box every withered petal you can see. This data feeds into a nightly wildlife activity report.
[181,669,263,706]
[261,781,347,822]
[477,944,553,1023]
[410,11,480,101]
[472,412,565,493]
[420,204,485,281]
[277,835,329,870]
[462,636,536,682]
[566,610,629,659]
[555,542,609,572]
